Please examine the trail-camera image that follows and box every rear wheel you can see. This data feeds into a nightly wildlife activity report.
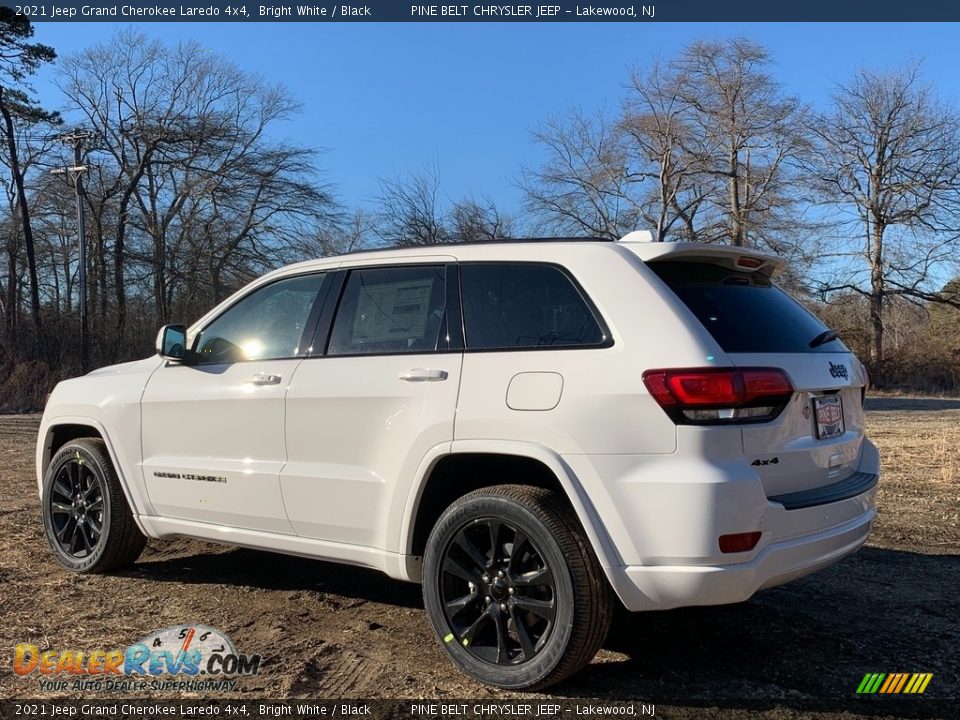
[422,485,611,690]
[42,438,146,573]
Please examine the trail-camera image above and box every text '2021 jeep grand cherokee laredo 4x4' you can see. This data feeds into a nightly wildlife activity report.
[36,232,879,689]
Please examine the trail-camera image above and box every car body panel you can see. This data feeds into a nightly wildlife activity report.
[140,358,302,534]
[283,351,463,548]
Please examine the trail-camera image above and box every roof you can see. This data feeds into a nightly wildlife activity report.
[272,231,785,277]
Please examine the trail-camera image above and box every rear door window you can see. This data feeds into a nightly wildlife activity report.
[649,261,847,353]
[328,265,448,356]
[460,263,607,350]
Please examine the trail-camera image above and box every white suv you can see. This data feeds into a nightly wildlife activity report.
[36,233,878,689]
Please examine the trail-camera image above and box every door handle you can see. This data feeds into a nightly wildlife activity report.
[398,368,449,382]
[249,373,282,386]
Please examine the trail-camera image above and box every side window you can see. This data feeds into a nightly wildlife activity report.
[461,263,606,350]
[328,265,447,356]
[195,273,326,364]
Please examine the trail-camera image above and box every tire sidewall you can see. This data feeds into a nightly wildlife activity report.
[41,442,114,572]
[423,493,576,689]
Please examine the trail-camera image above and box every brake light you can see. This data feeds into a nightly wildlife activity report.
[719,532,762,553]
[642,367,793,424]
[737,256,764,269]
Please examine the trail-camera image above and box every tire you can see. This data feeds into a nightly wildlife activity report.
[422,484,612,690]
[41,438,146,573]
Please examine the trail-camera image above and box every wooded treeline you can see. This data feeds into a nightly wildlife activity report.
[1,18,959,409]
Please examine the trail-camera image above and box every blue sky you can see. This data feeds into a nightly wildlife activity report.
[28,22,960,217]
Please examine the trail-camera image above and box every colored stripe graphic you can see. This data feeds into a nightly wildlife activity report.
[857,672,932,694]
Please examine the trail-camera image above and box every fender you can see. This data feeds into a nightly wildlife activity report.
[396,439,623,583]
[37,413,154,536]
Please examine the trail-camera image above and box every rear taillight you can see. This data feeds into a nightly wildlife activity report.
[642,367,794,424]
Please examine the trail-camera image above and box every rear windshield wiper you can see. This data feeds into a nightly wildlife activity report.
[809,329,839,349]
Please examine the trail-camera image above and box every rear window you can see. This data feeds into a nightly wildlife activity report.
[650,261,847,354]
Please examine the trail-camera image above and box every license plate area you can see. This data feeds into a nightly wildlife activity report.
[813,395,845,439]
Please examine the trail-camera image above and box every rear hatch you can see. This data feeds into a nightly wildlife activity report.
[647,258,867,498]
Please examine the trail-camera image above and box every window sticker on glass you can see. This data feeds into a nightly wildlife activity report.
[353,278,435,344]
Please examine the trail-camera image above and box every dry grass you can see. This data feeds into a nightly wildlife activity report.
[864,396,960,550]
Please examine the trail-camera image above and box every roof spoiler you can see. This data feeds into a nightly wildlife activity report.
[616,232,785,277]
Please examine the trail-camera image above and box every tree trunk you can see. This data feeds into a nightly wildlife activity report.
[153,239,167,325]
[0,88,44,355]
[4,238,16,350]
[728,145,744,246]
[869,222,885,382]
[113,188,137,356]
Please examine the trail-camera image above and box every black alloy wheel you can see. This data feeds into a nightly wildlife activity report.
[49,451,105,558]
[439,517,557,665]
[423,484,611,690]
[42,438,146,573]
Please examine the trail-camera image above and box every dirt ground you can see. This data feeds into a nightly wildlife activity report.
[0,398,957,719]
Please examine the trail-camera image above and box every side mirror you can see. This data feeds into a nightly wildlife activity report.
[156,324,188,361]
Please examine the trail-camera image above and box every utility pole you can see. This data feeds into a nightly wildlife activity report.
[52,131,94,374]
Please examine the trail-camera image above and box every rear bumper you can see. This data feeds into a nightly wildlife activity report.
[563,433,881,612]
[607,502,875,611]
[768,470,877,510]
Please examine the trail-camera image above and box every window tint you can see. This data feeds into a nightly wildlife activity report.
[195,273,326,363]
[650,262,848,353]
[461,263,605,350]
[328,265,447,356]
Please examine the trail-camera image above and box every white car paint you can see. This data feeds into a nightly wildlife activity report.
[37,234,879,611]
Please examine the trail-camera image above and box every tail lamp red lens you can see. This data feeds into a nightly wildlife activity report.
[642,367,794,424]
[719,531,762,553]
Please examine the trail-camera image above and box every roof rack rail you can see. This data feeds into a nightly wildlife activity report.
[420,236,614,247]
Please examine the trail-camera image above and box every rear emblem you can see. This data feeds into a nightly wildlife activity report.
[829,362,849,380]
[751,457,779,467]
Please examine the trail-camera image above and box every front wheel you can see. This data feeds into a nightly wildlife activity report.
[422,485,611,690]
[41,438,146,573]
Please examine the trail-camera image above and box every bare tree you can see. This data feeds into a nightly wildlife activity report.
[810,64,960,376]
[674,38,808,249]
[621,61,709,241]
[450,196,514,241]
[0,11,57,355]
[522,109,639,239]
[298,208,374,257]
[376,165,449,246]
[523,39,810,250]
[57,30,337,351]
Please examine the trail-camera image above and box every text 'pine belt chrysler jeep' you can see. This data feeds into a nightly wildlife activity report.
[37,232,879,689]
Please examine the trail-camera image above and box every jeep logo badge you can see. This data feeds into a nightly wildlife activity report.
[828,361,849,380]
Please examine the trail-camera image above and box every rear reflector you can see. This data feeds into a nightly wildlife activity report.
[642,367,794,424]
[719,532,762,553]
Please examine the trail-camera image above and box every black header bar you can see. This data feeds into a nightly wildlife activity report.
[1,0,957,22]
